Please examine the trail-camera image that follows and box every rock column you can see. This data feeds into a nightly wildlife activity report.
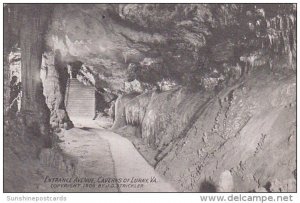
[41,52,73,130]
[19,5,52,146]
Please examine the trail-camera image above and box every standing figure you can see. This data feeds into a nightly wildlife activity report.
[8,76,21,117]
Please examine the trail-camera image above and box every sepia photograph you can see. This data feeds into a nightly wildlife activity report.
[2,2,297,196]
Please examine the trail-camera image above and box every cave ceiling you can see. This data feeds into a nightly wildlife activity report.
[9,4,296,92]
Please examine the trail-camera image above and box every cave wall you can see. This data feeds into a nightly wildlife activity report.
[114,88,213,151]
[40,52,73,130]
[3,3,297,192]
[155,71,296,192]
[3,6,11,113]
[4,4,55,146]
[114,69,296,192]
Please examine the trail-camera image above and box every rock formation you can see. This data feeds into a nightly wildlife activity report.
[40,52,73,130]
[3,4,296,192]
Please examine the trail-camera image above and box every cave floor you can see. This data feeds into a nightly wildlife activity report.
[53,117,176,192]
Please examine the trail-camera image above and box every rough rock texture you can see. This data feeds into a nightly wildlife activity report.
[8,4,53,146]
[124,79,144,93]
[3,118,79,192]
[45,4,296,92]
[3,4,10,77]
[6,4,295,116]
[8,49,22,82]
[4,4,297,193]
[5,4,296,100]
[114,69,296,192]
[157,72,295,192]
[4,49,21,116]
[4,127,48,192]
[40,52,73,130]
[112,93,140,129]
[115,88,213,152]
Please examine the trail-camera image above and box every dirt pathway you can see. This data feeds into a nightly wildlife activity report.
[52,128,119,192]
[89,128,176,192]
[53,119,175,192]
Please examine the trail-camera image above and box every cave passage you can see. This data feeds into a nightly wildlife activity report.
[3,3,296,193]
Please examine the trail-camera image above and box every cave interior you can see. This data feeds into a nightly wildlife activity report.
[3,4,296,193]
